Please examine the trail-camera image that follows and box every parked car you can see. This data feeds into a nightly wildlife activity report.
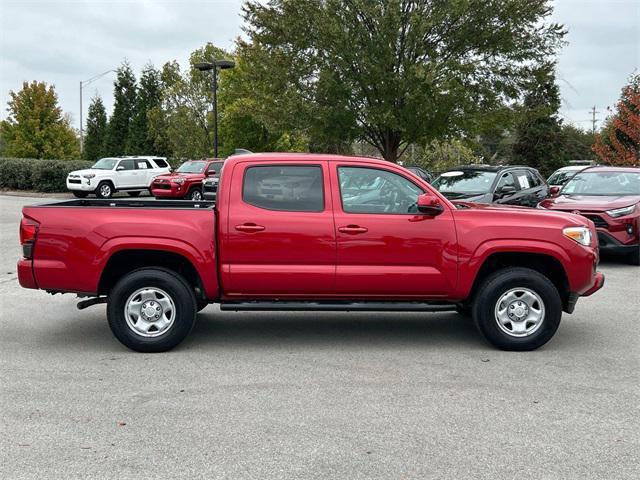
[202,160,225,200]
[405,166,434,183]
[539,166,640,265]
[547,165,589,190]
[151,159,221,201]
[18,153,604,353]
[432,165,548,207]
[66,156,170,198]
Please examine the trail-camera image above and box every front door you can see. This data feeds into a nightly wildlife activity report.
[332,164,458,298]
[221,161,336,297]
[116,159,139,188]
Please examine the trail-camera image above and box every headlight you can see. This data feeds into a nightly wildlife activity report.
[563,227,592,246]
[605,204,636,218]
[82,174,96,179]
[172,178,185,185]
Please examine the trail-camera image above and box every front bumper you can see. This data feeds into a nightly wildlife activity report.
[597,231,639,255]
[66,178,96,191]
[151,182,186,198]
[582,271,605,297]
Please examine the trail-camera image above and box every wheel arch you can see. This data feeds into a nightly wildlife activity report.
[98,248,214,303]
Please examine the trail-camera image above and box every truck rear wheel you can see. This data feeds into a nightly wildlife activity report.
[107,268,197,352]
[472,267,562,351]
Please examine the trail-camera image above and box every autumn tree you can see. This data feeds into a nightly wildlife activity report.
[103,62,137,156]
[240,0,566,162]
[0,81,79,159]
[593,74,639,166]
[83,95,108,161]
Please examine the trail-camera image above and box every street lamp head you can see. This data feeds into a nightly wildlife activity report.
[214,60,235,70]
[194,62,215,71]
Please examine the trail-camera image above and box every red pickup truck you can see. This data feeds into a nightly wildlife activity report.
[18,153,604,352]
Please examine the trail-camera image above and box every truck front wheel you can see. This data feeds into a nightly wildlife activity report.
[107,268,197,352]
[472,267,562,351]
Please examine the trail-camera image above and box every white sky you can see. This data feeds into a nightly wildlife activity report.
[1,0,638,133]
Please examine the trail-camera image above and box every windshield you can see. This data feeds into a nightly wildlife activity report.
[177,161,206,174]
[562,171,640,196]
[548,170,580,186]
[91,158,119,170]
[433,170,497,195]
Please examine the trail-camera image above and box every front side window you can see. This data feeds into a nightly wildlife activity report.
[339,167,423,214]
[207,162,224,174]
[495,172,517,191]
[118,159,135,171]
[243,165,324,212]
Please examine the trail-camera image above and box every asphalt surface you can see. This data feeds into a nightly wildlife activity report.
[0,194,638,480]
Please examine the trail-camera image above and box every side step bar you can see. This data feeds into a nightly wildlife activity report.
[220,301,457,312]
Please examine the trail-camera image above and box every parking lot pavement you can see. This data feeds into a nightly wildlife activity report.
[0,194,638,480]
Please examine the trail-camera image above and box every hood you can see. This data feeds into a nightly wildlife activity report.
[540,194,640,212]
[153,171,202,180]
[453,200,590,226]
[67,168,109,177]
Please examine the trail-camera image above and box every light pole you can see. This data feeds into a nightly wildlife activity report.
[194,59,235,158]
[80,69,115,155]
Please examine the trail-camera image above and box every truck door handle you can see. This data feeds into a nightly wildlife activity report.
[338,225,368,234]
[235,223,265,233]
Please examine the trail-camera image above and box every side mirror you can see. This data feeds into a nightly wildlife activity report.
[206,170,216,177]
[549,186,561,197]
[417,193,444,216]
[116,166,125,171]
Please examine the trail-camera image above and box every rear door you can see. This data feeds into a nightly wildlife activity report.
[135,159,154,186]
[220,161,336,297]
[331,163,457,297]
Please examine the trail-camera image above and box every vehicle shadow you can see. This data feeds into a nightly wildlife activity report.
[186,310,485,350]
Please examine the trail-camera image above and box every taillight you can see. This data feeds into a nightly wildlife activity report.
[19,217,39,258]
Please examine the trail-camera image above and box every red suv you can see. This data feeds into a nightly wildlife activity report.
[539,166,640,265]
[151,159,223,200]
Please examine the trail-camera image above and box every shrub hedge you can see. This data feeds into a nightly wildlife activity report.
[0,157,93,192]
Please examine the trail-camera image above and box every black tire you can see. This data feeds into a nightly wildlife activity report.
[127,191,141,197]
[187,187,203,201]
[96,181,114,199]
[107,268,197,352]
[472,267,562,351]
[71,191,88,198]
[627,246,640,266]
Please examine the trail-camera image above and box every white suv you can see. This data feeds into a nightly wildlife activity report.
[67,157,171,198]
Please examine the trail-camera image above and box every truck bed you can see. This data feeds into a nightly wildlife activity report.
[34,199,215,209]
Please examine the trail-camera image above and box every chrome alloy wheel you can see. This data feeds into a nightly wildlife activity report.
[190,189,203,201]
[494,288,545,338]
[100,184,112,197]
[124,287,176,337]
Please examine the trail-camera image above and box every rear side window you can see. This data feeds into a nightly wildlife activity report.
[243,165,324,212]
[153,159,169,168]
[136,160,152,169]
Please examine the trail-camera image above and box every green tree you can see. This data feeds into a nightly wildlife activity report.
[83,95,108,161]
[410,139,478,172]
[561,124,596,162]
[103,62,137,156]
[0,81,79,159]
[241,0,565,162]
[127,63,162,154]
[512,64,567,176]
